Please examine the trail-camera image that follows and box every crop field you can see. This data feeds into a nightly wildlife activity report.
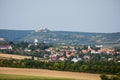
[0,74,74,80]
[0,53,32,60]
[0,67,101,80]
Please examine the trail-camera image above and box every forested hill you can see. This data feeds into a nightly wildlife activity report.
[0,29,120,46]
[0,29,32,41]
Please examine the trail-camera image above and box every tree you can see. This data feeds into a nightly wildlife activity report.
[53,62,59,70]
[29,45,35,51]
[100,74,108,80]
[60,61,65,70]
[116,72,120,80]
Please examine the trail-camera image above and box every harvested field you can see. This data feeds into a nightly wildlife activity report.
[0,67,101,80]
[0,53,32,60]
[0,74,73,80]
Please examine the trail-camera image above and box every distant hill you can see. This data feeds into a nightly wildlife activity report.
[0,29,32,41]
[0,29,120,47]
[0,40,9,46]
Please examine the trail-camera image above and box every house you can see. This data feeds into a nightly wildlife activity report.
[0,45,12,50]
[60,46,68,49]
[59,56,66,61]
[71,58,78,62]
[24,48,31,52]
[44,54,49,58]
[0,38,4,41]
[45,49,50,52]
[71,52,75,56]
[78,58,82,61]
[82,49,87,53]
[84,55,90,60]
[49,54,58,61]
[118,61,120,63]
[66,53,71,58]
[108,58,113,61]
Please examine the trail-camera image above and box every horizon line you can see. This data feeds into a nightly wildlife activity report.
[0,28,120,34]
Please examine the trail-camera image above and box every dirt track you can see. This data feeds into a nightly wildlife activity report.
[0,67,101,80]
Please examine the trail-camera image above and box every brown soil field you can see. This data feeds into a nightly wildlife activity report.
[0,67,101,80]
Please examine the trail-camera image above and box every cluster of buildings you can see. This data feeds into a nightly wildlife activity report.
[45,45,120,62]
[22,38,120,62]
[0,37,120,62]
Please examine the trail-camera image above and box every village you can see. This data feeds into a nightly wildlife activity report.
[0,0,120,79]
[0,37,120,63]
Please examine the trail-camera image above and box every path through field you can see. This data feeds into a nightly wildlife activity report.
[0,67,101,80]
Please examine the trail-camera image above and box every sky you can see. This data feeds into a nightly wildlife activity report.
[0,0,120,33]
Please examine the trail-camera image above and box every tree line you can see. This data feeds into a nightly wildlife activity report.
[0,59,120,75]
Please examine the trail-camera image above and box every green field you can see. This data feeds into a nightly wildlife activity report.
[0,74,75,80]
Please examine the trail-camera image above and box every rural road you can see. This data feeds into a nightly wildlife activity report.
[0,67,101,80]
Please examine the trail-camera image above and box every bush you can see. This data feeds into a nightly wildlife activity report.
[100,74,108,80]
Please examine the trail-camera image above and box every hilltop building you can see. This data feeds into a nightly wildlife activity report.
[35,27,50,32]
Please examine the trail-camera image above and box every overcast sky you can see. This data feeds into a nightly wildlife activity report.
[0,0,120,33]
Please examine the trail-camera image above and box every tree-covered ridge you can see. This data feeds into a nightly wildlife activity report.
[22,30,120,46]
[0,29,32,41]
[0,29,120,46]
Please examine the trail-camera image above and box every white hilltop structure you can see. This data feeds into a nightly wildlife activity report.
[95,45,103,48]
[34,38,38,45]
[35,27,43,32]
[35,27,50,32]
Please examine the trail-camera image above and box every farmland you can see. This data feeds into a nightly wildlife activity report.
[0,74,73,80]
[0,53,32,60]
[0,67,101,80]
